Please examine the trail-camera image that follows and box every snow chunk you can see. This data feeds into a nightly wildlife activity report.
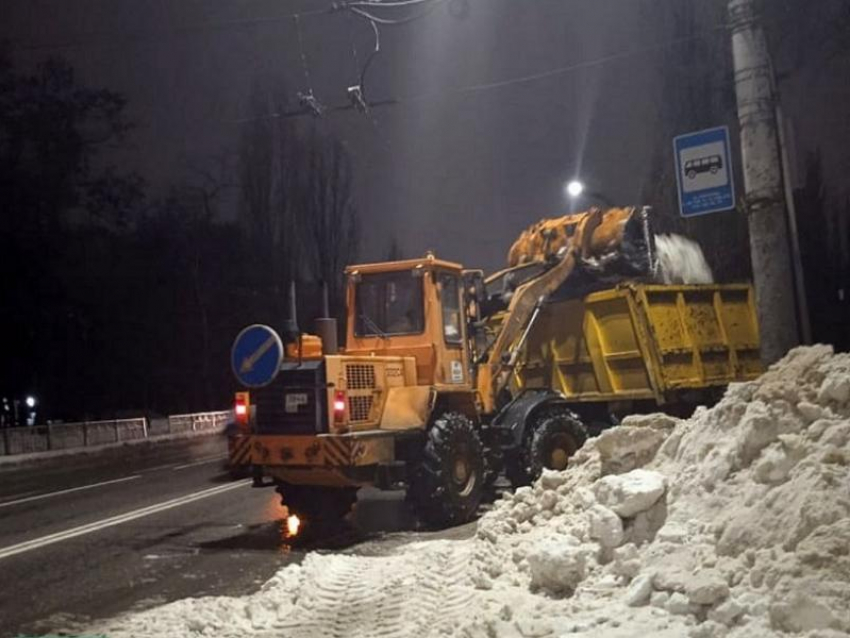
[797,401,828,423]
[665,592,691,615]
[527,539,589,595]
[588,504,624,549]
[593,469,667,518]
[769,591,839,633]
[539,469,568,490]
[817,374,850,405]
[624,573,654,607]
[707,598,745,626]
[685,569,729,605]
[596,424,669,475]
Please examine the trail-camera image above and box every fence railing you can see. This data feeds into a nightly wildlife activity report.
[0,411,229,457]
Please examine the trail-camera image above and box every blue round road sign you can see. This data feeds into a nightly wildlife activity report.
[231,324,284,388]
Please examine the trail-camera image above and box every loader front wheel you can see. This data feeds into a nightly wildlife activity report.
[507,409,587,488]
[408,413,485,528]
[274,482,357,538]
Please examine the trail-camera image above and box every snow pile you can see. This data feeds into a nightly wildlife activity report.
[654,233,714,284]
[90,346,850,638]
[471,344,850,637]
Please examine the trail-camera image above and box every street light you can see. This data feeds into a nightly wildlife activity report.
[566,180,585,198]
[25,396,36,409]
[565,179,614,208]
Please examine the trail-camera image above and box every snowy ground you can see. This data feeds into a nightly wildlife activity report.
[90,346,850,638]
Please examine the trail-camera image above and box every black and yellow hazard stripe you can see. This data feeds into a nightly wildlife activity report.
[323,438,351,467]
[229,435,252,467]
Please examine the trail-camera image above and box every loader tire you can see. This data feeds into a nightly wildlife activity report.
[408,413,485,528]
[275,482,357,538]
[506,409,587,488]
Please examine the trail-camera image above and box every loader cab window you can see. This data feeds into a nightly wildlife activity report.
[354,271,425,337]
[439,272,463,346]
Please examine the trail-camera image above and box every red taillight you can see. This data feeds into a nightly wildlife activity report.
[333,390,346,424]
[234,392,249,427]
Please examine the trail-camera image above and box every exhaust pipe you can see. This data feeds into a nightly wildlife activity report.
[283,280,300,345]
[314,281,338,355]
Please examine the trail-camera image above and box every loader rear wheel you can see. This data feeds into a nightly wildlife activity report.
[274,482,357,538]
[408,412,485,528]
[506,409,587,488]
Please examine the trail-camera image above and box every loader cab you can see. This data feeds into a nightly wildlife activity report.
[345,254,472,388]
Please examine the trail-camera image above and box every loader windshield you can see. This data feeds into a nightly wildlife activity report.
[354,271,425,337]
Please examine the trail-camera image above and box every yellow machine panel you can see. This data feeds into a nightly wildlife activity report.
[251,431,397,487]
[516,283,762,404]
[325,354,419,432]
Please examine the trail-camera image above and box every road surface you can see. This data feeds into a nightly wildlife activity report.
[0,446,472,637]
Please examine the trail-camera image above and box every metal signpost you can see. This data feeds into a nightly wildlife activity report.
[673,126,736,218]
[231,324,285,388]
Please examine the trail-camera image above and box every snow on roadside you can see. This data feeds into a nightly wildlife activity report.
[91,345,850,638]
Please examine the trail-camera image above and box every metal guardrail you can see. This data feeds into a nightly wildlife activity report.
[0,411,229,456]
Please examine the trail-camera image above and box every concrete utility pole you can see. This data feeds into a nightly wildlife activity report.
[729,0,800,364]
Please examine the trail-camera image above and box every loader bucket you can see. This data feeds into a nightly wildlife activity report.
[507,207,655,280]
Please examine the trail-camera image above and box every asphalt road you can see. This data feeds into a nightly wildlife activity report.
[0,444,475,637]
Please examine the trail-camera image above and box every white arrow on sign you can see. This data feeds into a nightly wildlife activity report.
[240,335,278,375]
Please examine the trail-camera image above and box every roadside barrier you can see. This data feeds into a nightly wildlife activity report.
[0,411,229,456]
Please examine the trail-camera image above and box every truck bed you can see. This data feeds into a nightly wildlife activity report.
[515,283,762,404]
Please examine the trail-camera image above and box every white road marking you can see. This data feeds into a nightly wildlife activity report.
[139,462,182,473]
[0,475,142,509]
[172,455,227,470]
[0,480,250,561]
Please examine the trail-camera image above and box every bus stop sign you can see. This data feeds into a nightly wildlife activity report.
[674,126,736,218]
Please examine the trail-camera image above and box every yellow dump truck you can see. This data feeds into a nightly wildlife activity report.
[497,282,761,483]
[233,207,762,532]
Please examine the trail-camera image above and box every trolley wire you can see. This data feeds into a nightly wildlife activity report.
[230,26,726,124]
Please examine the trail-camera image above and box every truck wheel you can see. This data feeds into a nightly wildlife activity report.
[275,482,358,538]
[506,409,587,487]
[409,413,485,527]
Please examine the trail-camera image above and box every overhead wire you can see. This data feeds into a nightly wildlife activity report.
[346,0,443,8]
[406,24,728,100]
[355,16,381,93]
[9,2,723,131]
[229,26,726,124]
[7,0,443,121]
[347,0,447,26]
[292,13,327,116]
[342,0,444,114]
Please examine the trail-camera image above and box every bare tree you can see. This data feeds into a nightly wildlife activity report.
[237,81,302,321]
[238,80,360,323]
[295,125,360,317]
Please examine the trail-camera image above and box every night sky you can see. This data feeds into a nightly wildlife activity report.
[2,0,848,274]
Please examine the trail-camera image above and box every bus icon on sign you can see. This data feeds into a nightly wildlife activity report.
[674,125,734,217]
[684,155,723,180]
